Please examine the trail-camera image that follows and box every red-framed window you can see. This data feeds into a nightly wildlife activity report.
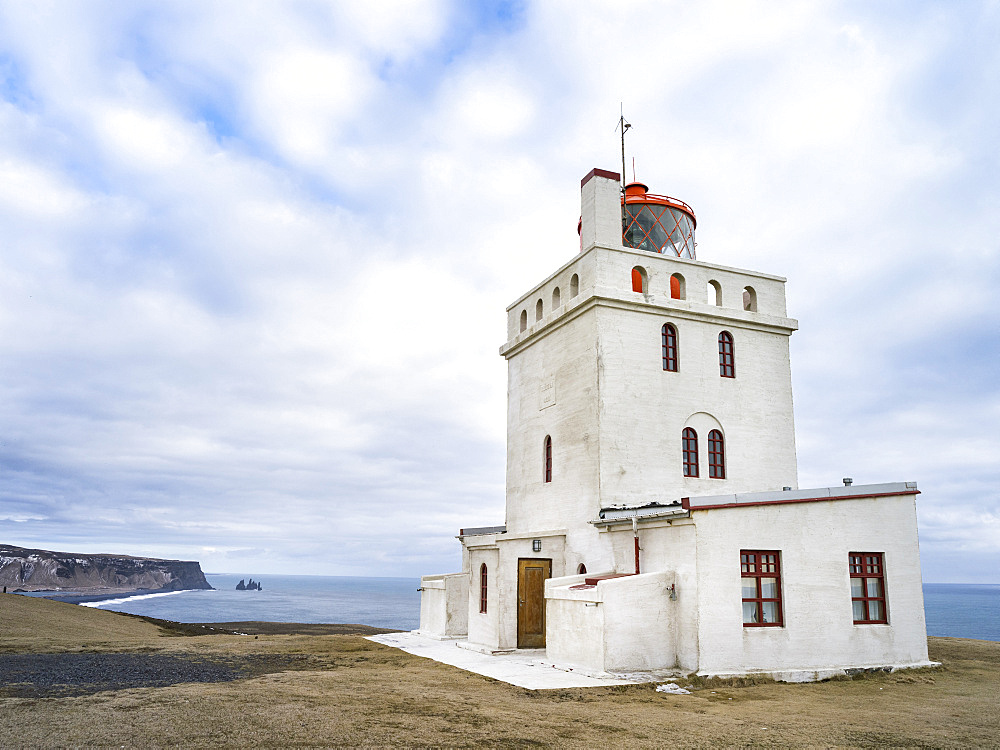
[850,553,887,624]
[708,429,725,479]
[741,550,783,626]
[662,323,678,372]
[479,563,488,614]
[719,331,735,378]
[682,427,698,477]
[543,435,552,483]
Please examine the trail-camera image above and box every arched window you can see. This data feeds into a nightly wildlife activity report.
[544,435,552,483]
[535,298,544,322]
[719,331,735,378]
[552,286,561,309]
[631,266,647,293]
[682,428,699,477]
[479,563,488,614]
[662,323,678,372]
[670,273,685,300]
[570,273,579,298]
[519,309,527,332]
[577,563,587,575]
[743,286,757,312]
[708,429,726,479]
[708,280,722,306]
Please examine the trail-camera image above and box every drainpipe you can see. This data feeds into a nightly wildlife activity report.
[632,517,640,574]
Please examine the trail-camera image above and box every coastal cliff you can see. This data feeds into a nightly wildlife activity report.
[0,544,212,592]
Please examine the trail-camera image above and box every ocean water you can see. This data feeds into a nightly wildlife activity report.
[22,577,1000,641]
[923,583,1000,641]
[77,574,421,630]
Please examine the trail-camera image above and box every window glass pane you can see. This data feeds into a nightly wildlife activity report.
[760,577,778,598]
[741,578,757,598]
[851,578,864,597]
[867,578,883,598]
[761,601,779,624]
[647,223,668,252]
[853,600,865,621]
[870,600,885,621]
[742,601,759,624]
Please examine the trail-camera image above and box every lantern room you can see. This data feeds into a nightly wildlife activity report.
[622,182,697,259]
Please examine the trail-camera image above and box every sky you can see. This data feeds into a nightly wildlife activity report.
[0,1,997,583]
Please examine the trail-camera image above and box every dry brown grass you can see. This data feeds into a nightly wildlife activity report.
[0,592,163,651]
[2,594,998,748]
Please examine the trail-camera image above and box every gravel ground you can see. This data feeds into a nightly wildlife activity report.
[0,653,303,698]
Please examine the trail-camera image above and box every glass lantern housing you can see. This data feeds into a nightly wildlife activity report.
[622,182,697,259]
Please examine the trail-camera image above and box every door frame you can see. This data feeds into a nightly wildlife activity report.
[517,557,552,648]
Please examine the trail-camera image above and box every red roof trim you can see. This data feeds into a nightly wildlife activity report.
[581,168,621,187]
[689,489,920,512]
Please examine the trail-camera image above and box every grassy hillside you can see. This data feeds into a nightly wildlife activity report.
[0,592,163,651]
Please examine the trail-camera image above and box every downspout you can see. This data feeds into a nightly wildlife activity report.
[632,517,640,575]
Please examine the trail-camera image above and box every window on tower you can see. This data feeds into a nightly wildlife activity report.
[708,429,725,478]
[536,298,544,322]
[662,323,678,372]
[719,331,735,378]
[479,563,488,614]
[708,279,722,306]
[631,266,647,293]
[670,273,685,300]
[570,273,579,298]
[543,435,552,483]
[519,309,527,332]
[682,428,699,477]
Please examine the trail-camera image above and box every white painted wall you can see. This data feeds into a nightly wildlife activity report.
[691,490,930,676]
[466,544,500,648]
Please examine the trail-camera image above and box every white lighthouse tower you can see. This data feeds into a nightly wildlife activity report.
[418,168,931,681]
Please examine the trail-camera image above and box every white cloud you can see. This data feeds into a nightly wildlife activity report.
[0,1,996,582]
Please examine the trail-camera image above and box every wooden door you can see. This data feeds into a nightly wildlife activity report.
[517,558,551,648]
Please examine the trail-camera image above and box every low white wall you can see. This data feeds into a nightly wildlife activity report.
[546,578,606,673]
[546,570,678,674]
[418,572,468,637]
[602,571,676,672]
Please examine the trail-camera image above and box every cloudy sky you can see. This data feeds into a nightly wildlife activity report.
[0,1,996,582]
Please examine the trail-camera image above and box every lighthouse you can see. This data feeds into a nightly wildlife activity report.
[417,167,932,681]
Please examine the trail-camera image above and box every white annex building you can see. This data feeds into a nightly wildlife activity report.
[418,168,934,681]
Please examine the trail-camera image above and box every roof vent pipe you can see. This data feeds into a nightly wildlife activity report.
[843,477,853,486]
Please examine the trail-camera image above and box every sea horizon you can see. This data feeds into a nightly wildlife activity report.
[16,576,1000,642]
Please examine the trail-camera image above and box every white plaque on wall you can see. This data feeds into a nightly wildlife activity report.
[540,376,556,410]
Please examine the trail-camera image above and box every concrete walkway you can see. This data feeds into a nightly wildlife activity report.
[366,632,645,690]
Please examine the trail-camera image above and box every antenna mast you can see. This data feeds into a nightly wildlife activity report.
[618,104,631,237]
[618,104,631,186]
